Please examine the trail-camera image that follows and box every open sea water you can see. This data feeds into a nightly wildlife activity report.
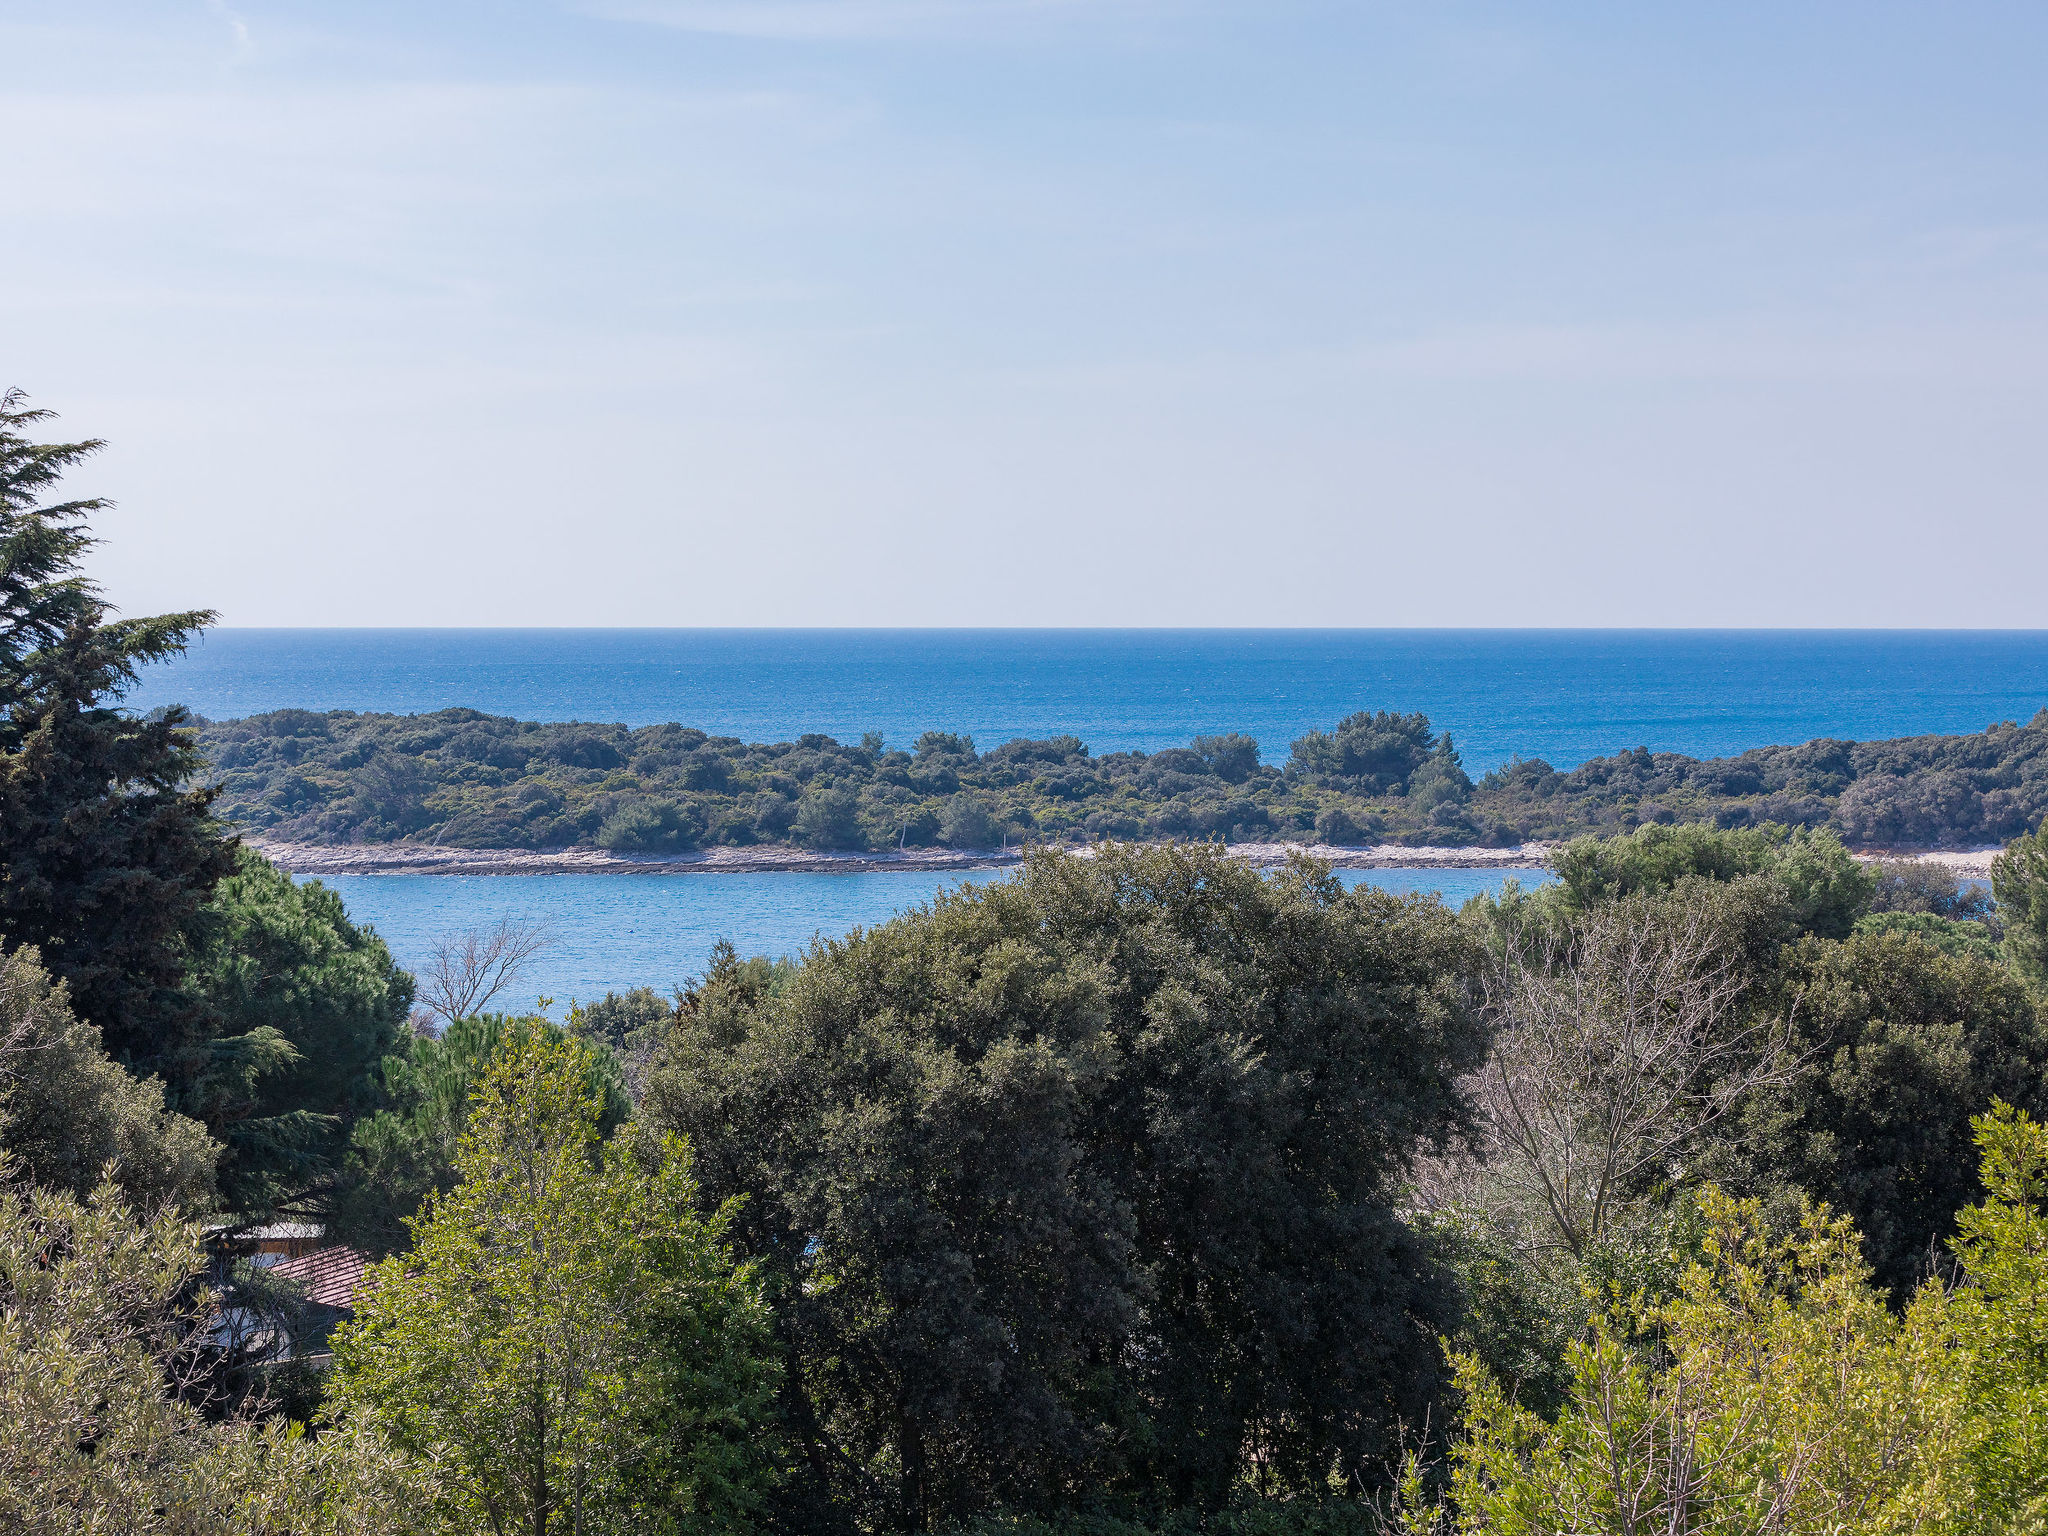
[129,629,2048,1004]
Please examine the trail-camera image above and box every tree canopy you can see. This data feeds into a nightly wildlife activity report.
[0,388,236,1060]
[329,1023,780,1536]
[334,1011,631,1258]
[1732,928,2048,1298]
[640,842,1487,1529]
[0,941,216,1212]
[195,703,2048,855]
[180,848,415,1216]
[1993,823,2048,992]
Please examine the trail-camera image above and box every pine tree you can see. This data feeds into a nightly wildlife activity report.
[0,388,236,1065]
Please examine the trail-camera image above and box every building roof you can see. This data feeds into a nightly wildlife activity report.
[268,1244,370,1311]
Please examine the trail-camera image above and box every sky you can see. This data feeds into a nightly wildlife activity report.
[5,2,2047,627]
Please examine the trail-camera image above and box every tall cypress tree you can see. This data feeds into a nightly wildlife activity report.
[0,388,236,1063]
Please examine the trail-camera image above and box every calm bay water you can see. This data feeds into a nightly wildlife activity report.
[316,866,1551,1010]
[135,629,2048,775]
[154,629,2041,997]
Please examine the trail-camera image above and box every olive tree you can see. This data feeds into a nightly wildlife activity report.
[0,942,217,1211]
[0,1169,413,1532]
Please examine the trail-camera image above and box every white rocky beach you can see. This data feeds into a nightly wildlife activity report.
[252,836,2004,879]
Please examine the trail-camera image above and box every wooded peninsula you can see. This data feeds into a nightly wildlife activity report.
[198,704,2048,853]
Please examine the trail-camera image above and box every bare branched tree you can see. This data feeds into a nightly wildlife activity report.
[1468,893,1803,1258]
[417,917,556,1028]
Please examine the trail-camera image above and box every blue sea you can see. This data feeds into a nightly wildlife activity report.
[321,866,1550,1013]
[127,628,2048,1005]
[132,629,2048,775]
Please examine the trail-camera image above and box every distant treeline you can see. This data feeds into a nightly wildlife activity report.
[193,705,2048,853]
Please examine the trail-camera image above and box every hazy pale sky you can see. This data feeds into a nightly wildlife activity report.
[6,2,2046,626]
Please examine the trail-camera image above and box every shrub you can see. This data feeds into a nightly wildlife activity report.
[1315,804,1376,846]
[1729,928,2048,1299]
[940,792,999,849]
[792,784,865,850]
[596,798,701,852]
[1439,1190,1967,1534]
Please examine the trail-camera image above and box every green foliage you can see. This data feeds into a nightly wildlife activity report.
[1439,1189,1968,1534]
[572,985,677,1049]
[1993,823,2048,993]
[200,704,2048,856]
[1313,802,1379,846]
[934,1504,1382,1536]
[1867,856,1996,919]
[0,942,217,1211]
[179,848,414,1215]
[1855,908,2005,965]
[598,798,704,852]
[0,1167,416,1532]
[1190,733,1261,784]
[333,1012,630,1257]
[0,399,407,1221]
[940,789,999,848]
[641,843,1486,1528]
[1288,710,1437,791]
[1418,1214,1581,1420]
[1952,1102,2048,1525]
[1724,928,2048,1300]
[0,389,237,1068]
[1470,821,2037,1303]
[1412,1106,2048,1533]
[328,1023,780,1536]
[1547,821,1874,939]
[792,781,864,850]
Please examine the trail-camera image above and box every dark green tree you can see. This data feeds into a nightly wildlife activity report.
[1853,908,2004,965]
[0,389,236,1061]
[792,783,864,851]
[939,791,998,849]
[1545,821,1874,941]
[1287,710,1437,791]
[1190,733,1260,784]
[1993,824,2048,994]
[1314,803,1378,846]
[641,843,1485,1529]
[1406,732,1474,812]
[597,797,702,852]
[1867,856,1996,919]
[1719,926,2048,1299]
[571,985,677,1050]
[179,849,415,1215]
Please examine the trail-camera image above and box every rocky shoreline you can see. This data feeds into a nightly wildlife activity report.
[248,837,2007,880]
[248,837,1563,878]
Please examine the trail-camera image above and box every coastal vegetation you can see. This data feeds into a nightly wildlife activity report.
[638,846,1485,1527]
[196,700,2048,854]
[20,394,2048,1532]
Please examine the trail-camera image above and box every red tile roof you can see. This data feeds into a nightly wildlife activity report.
[269,1244,370,1311]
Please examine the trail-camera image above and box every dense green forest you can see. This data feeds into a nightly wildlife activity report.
[198,702,2048,852]
[24,391,2048,1532]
